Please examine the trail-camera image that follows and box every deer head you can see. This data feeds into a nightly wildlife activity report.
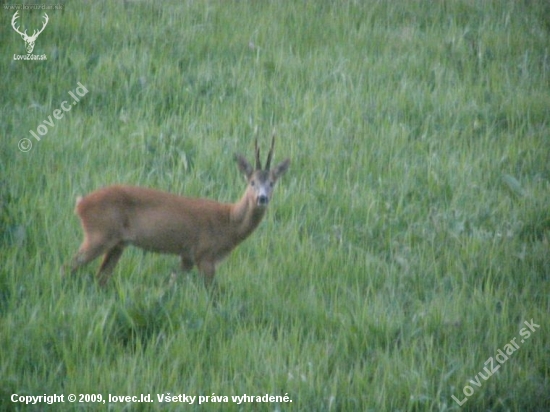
[11,11,49,54]
[235,134,290,207]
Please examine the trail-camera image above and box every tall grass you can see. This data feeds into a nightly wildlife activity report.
[1,0,549,410]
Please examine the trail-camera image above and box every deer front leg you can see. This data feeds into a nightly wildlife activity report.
[62,237,111,278]
[180,255,194,272]
[97,244,125,287]
[197,260,216,288]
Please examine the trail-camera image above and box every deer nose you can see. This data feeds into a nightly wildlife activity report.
[257,194,269,205]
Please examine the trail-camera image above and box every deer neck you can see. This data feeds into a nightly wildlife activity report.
[229,193,267,241]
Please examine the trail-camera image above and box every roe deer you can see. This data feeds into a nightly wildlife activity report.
[65,136,290,287]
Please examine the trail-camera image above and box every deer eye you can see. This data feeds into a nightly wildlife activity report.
[250,180,255,187]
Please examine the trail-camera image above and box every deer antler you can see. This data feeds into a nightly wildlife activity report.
[11,11,27,37]
[11,11,48,40]
[252,126,262,170]
[265,132,276,170]
[254,138,261,170]
[31,13,49,39]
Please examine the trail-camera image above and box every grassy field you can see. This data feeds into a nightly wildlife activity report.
[1,0,549,410]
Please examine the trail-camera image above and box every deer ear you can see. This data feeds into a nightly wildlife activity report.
[234,154,253,178]
[270,158,290,181]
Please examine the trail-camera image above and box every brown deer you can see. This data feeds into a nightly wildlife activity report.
[65,136,290,287]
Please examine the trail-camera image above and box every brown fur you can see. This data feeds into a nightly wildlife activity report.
[65,140,289,287]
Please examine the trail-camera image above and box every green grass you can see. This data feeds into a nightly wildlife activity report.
[1,0,550,410]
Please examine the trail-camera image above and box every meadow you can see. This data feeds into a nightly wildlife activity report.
[1,0,549,410]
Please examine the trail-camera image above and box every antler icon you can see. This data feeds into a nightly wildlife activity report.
[11,11,49,54]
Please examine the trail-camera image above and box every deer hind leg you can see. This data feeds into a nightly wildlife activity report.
[97,243,125,287]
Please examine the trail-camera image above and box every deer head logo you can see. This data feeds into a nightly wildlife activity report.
[11,11,49,54]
